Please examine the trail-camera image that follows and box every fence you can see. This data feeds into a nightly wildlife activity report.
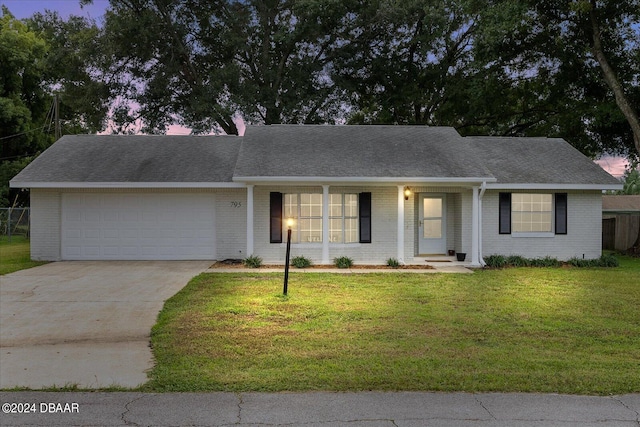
[0,208,30,240]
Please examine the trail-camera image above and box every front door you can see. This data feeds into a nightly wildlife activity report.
[418,194,446,255]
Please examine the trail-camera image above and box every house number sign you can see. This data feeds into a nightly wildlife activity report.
[231,201,242,208]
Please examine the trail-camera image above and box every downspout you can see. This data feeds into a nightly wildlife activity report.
[478,181,487,267]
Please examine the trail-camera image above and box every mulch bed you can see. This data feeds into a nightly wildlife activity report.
[210,260,435,270]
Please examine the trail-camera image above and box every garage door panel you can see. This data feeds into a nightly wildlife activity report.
[62,193,216,260]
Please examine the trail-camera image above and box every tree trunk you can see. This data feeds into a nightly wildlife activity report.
[589,1,640,159]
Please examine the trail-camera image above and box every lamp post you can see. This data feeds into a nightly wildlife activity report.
[283,218,294,295]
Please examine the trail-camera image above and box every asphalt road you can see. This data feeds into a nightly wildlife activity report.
[1,391,639,426]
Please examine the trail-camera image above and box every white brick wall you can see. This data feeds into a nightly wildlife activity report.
[30,189,62,261]
[482,190,603,260]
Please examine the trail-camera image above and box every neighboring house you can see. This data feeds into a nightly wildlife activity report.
[602,195,640,251]
[10,125,622,265]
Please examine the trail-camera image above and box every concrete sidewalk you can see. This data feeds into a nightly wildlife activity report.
[1,391,638,426]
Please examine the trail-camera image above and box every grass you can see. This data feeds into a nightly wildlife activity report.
[145,255,640,394]
[0,236,47,275]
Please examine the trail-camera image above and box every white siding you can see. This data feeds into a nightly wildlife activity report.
[30,189,62,261]
[482,190,603,260]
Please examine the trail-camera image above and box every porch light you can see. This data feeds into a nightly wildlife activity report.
[286,217,295,229]
[404,186,411,200]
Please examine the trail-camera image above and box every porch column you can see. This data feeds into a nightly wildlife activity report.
[471,185,480,267]
[246,184,254,256]
[397,185,405,264]
[322,185,330,264]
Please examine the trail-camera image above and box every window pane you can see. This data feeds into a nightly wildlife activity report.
[329,194,342,217]
[424,198,442,218]
[329,218,343,243]
[300,218,322,242]
[424,219,442,238]
[284,194,298,218]
[301,193,322,217]
[344,194,358,217]
[344,218,358,243]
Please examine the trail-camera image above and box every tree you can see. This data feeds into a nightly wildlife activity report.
[0,7,51,206]
[480,0,640,159]
[91,0,350,134]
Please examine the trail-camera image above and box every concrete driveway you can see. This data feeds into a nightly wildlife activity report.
[0,261,211,389]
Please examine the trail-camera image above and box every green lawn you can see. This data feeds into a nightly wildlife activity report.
[146,256,640,394]
[0,236,47,275]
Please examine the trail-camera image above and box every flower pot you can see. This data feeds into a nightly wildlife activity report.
[456,253,466,262]
[448,250,455,256]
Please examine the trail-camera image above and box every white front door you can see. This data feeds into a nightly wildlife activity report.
[418,194,446,255]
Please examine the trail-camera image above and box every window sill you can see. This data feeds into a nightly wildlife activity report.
[511,232,555,238]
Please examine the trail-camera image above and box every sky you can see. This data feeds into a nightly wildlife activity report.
[2,0,632,178]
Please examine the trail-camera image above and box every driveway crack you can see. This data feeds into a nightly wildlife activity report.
[235,392,243,424]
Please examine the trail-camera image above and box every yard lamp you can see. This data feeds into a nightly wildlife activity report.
[283,217,294,295]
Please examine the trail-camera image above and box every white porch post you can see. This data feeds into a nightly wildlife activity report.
[322,185,330,264]
[471,185,480,266]
[397,185,405,264]
[246,184,254,257]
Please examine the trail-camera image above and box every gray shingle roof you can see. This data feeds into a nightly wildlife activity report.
[11,134,240,184]
[466,136,621,185]
[10,126,621,188]
[234,125,493,179]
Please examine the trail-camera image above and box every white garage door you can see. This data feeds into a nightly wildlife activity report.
[62,193,216,260]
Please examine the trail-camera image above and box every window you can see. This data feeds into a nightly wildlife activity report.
[512,193,552,232]
[270,192,371,244]
[499,192,568,235]
[329,194,358,243]
[284,193,323,243]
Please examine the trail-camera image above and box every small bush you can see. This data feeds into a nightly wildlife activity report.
[506,255,530,267]
[529,256,561,268]
[485,254,508,268]
[569,254,619,268]
[386,258,400,268]
[598,253,619,267]
[243,255,263,268]
[334,256,354,269]
[291,255,312,268]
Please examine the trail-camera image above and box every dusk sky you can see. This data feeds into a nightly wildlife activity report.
[1,0,631,177]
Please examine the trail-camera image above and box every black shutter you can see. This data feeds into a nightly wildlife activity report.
[270,192,283,243]
[555,193,567,235]
[499,192,511,234]
[359,192,372,243]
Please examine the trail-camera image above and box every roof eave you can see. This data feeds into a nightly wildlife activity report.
[233,176,497,186]
[9,181,246,189]
[485,183,623,191]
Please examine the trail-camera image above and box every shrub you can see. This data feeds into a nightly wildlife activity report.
[243,255,263,268]
[291,256,312,268]
[506,255,530,267]
[598,253,619,267]
[568,254,619,268]
[334,256,354,269]
[530,256,560,268]
[485,254,508,268]
[386,258,400,268]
